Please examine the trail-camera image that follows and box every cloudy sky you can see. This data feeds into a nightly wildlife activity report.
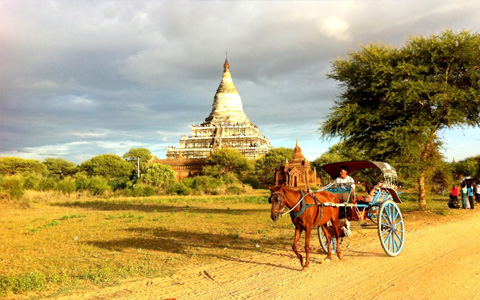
[1,0,479,164]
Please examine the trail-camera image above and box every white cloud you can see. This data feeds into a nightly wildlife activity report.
[71,131,109,138]
[320,17,351,41]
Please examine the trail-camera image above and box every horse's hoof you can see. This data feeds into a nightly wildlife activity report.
[337,253,343,260]
[302,266,309,271]
[322,258,331,264]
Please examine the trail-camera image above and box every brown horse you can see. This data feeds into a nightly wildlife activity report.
[269,185,343,269]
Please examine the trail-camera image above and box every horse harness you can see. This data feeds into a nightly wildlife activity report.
[271,190,337,227]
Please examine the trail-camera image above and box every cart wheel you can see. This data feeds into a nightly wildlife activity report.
[378,200,404,256]
[317,226,338,254]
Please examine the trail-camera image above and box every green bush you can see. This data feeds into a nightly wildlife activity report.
[56,177,76,194]
[74,172,90,191]
[221,172,239,184]
[181,177,196,189]
[108,177,129,191]
[0,272,45,296]
[88,176,110,196]
[23,174,43,190]
[38,177,57,191]
[242,176,261,189]
[226,185,245,195]
[193,176,223,194]
[132,183,156,197]
[167,181,192,195]
[0,176,24,199]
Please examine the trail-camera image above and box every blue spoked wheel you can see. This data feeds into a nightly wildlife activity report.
[378,200,404,256]
[317,226,339,254]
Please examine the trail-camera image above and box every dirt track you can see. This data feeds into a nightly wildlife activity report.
[56,210,480,300]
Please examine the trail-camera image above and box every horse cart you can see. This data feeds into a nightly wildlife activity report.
[318,161,404,257]
[269,161,404,269]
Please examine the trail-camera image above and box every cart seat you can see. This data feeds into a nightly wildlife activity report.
[327,184,355,203]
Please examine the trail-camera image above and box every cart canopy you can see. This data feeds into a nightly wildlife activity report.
[322,161,397,179]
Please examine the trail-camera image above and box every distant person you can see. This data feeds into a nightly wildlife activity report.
[476,182,480,204]
[449,185,460,209]
[468,184,475,209]
[461,183,468,209]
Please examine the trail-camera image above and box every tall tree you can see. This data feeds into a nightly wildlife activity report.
[80,154,134,179]
[255,147,294,185]
[205,148,253,177]
[139,163,176,189]
[122,148,154,163]
[43,158,77,179]
[321,30,480,210]
[0,157,47,175]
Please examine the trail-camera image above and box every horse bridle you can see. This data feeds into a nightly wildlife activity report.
[269,191,287,214]
[270,190,309,217]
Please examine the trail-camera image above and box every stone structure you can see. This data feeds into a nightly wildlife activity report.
[150,154,204,181]
[274,140,320,189]
[154,57,272,179]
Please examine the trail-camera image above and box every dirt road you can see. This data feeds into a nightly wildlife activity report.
[57,210,480,300]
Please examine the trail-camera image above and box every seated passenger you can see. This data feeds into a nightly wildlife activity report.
[357,183,381,204]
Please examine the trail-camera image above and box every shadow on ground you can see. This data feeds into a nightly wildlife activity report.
[53,200,266,215]
[84,226,291,256]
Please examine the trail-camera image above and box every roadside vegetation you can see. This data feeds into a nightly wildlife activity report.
[0,147,296,202]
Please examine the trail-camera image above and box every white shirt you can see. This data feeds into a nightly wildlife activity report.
[476,184,480,194]
[335,175,355,190]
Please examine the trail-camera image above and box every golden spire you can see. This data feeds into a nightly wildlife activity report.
[224,51,230,71]
[204,55,249,124]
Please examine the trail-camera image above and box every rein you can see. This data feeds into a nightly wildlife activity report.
[274,191,306,216]
[276,190,325,224]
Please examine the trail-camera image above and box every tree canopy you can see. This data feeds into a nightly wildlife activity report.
[122,148,154,163]
[138,163,176,189]
[0,157,47,175]
[204,148,253,177]
[79,154,134,179]
[43,158,77,178]
[255,147,294,185]
[321,30,480,209]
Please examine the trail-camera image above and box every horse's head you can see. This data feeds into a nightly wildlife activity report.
[269,185,286,221]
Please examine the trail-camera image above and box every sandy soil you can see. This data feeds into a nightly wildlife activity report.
[54,210,480,300]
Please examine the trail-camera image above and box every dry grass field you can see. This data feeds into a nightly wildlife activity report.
[0,190,460,299]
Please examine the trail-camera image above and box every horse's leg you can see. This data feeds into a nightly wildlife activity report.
[321,225,332,260]
[292,226,303,267]
[331,215,343,260]
[303,226,312,269]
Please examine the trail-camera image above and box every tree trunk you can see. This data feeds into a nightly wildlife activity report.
[418,173,427,210]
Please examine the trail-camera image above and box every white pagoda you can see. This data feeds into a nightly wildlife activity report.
[166,57,272,160]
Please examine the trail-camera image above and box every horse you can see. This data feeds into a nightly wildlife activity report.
[269,185,343,269]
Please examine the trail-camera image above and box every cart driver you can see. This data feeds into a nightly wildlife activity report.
[335,166,356,203]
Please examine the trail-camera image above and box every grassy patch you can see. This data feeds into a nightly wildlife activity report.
[0,191,282,298]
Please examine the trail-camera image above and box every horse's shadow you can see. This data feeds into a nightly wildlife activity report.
[84,226,292,256]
